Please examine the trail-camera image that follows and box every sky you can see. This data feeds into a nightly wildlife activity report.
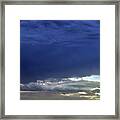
[20,20,100,84]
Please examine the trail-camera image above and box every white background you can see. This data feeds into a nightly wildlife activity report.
[5,5,115,115]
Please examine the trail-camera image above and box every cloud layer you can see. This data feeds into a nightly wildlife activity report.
[21,75,100,92]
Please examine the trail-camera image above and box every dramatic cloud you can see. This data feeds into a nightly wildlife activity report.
[20,75,100,92]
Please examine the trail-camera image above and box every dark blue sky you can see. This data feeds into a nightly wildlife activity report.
[20,20,100,84]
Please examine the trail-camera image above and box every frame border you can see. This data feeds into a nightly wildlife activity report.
[0,0,119,119]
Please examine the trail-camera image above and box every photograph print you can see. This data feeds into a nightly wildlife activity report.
[20,20,100,100]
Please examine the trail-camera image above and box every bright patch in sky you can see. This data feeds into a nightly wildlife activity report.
[82,75,100,81]
[65,75,100,81]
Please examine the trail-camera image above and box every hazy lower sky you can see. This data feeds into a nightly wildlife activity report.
[20,20,100,83]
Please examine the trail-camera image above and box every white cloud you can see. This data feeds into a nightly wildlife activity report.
[63,75,100,82]
[68,77,82,81]
[82,75,100,81]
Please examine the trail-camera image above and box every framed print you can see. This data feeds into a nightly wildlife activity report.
[0,0,119,119]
